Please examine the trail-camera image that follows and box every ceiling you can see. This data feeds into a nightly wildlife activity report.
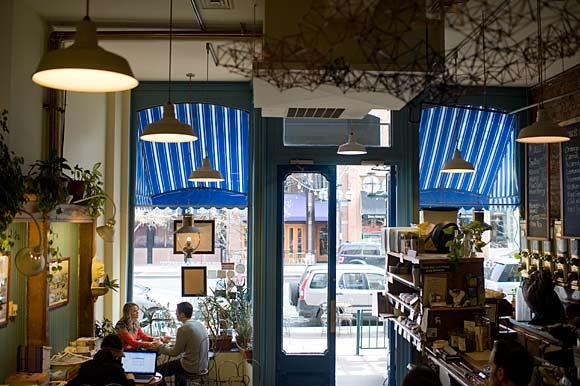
[21,0,580,116]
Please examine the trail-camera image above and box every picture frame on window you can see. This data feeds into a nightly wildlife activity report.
[49,257,70,309]
[0,254,10,327]
[173,219,215,255]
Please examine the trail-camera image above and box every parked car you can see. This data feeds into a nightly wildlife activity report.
[337,242,386,268]
[296,264,385,321]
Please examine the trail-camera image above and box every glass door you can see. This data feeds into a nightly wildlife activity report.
[277,165,337,386]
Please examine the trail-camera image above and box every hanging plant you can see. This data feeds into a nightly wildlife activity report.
[27,152,72,214]
[0,110,27,234]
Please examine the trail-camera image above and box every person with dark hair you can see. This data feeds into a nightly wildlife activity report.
[155,301,209,386]
[115,302,157,350]
[402,365,443,386]
[66,334,135,386]
[490,340,534,386]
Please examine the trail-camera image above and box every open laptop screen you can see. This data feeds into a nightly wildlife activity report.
[122,351,157,375]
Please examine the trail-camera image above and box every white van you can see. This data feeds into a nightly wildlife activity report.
[296,264,385,320]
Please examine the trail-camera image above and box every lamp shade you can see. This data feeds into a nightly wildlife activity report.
[32,17,138,92]
[441,149,475,174]
[188,157,224,182]
[140,102,198,142]
[15,246,46,276]
[516,108,570,143]
[176,215,201,234]
[97,219,116,243]
[337,132,367,155]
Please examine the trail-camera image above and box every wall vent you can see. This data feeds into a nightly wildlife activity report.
[286,108,345,119]
[199,0,231,10]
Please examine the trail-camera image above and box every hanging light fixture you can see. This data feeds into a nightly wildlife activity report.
[337,131,367,155]
[140,0,198,143]
[189,156,224,182]
[15,211,46,277]
[441,110,475,174]
[517,0,569,144]
[175,214,201,263]
[32,0,138,92]
[188,44,224,183]
[73,193,117,243]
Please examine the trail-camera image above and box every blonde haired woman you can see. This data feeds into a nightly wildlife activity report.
[115,303,156,350]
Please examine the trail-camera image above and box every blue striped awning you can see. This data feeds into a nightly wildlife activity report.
[136,103,249,208]
[419,105,519,210]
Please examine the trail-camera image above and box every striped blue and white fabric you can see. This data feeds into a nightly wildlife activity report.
[419,105,519,210]
[135,103,249,208]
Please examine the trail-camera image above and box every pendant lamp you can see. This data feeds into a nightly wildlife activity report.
[32,0,138,92]
[74,193,117,243]
[337,131,367,155]
[15,211,46,276]
[140,0,198,143]
[188,45,224,183]
[516,0,569,144]
[189,157,225,182]
[441,149,475,173]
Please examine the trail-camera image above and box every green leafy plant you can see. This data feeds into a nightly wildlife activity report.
[27,152,71,214]
[69,162,105,217]
[444,220,489,262]
[47,227,63,281]
[0,231,18,255]
[0,110,27,234]
[226,279,253,350]
[95,318,115,338]
[102,274,119,292]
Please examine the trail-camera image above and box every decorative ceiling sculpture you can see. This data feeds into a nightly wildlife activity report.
[216,0,580,103]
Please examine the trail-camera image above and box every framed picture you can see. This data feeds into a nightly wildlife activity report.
[0,254,10,327]
[181,266,207,297]
[49,257,70,309]
[173,219,215,255]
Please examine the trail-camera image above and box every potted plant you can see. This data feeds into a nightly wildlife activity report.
[69,162,105,217]
[91,274,119,299]
[94,318,115,338]
[198,289,233,351]
[27,152,72,214]
[227,280,253,361]
[0,110,27,234]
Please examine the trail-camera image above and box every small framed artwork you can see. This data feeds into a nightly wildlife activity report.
[173,219,215,255]
[181,266,207,297]
[0,254,10,327]
[49,257,70,309]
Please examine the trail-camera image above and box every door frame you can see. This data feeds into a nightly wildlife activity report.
[276,165,337,386]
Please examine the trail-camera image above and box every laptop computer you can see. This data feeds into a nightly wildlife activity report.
[121,351,157,384]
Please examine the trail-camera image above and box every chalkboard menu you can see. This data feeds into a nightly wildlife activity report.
[526,143,549,240]
[561,123,580,238]
[549,144,561,220]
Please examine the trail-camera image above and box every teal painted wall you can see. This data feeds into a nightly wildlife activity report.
[48,222,79,354]
[0,223,28,382]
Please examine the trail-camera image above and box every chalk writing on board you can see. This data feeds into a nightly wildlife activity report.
[526,143,549,239]
[562,124,580,237]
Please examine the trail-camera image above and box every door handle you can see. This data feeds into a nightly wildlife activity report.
[336,292,344,295]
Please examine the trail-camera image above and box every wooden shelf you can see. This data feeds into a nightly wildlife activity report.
[386,292,417,313]
[424,305,487,312]
[14,204,94,223]
[388,252,483,265]
[386,272,419,290]
[391,318,422,350]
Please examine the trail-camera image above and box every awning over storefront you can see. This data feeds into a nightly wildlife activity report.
[136,103,248,208]
[283,193,328,222]
[419,105,519,210]
[360,191,386,218]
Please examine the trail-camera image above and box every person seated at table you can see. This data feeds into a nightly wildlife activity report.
[155,301,209,386]
[490,339,533,386]
[402,364,442,386]
[116,302,157,350]
[66,334,136,386]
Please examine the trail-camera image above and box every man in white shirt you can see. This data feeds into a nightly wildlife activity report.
[155,302,209,386]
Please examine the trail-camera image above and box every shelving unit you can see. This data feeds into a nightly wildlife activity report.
[12,204,96,345]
